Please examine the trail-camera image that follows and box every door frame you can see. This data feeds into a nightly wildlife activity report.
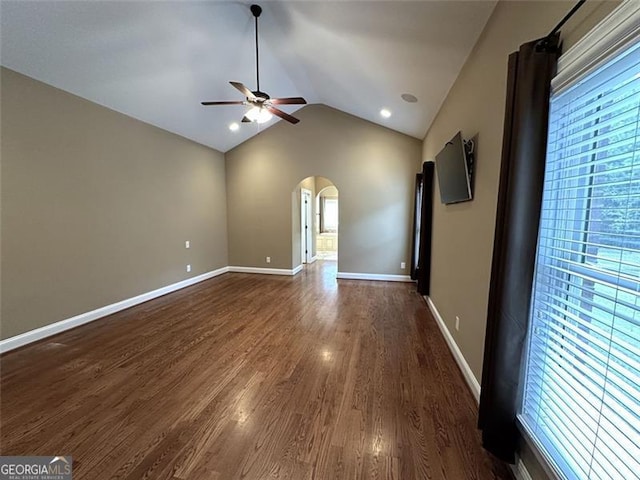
[301,188,313,264]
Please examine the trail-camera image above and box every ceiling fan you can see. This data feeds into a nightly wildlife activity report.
[201,4,306,125]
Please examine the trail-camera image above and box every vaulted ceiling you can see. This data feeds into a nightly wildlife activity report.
[1,1,496,152]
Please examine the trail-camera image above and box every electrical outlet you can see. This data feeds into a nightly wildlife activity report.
[185,241,190,249]
[266,256,271,264]
[455,316,460,331]
[186,264,191,273]
[400,262,406,269]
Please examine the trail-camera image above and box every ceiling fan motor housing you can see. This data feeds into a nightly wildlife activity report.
[252,90,270,101]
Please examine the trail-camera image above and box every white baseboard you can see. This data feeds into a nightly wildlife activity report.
[228,266,302,276]
[0,266,230,354]
[309,256,318,264]
[511,455,534,480]
[424,296,481,402]
[336,272,414,282]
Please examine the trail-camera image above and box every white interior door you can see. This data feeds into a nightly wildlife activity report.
[301,189,312,264]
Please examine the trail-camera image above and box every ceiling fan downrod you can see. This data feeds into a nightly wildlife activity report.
[251,4,262,94]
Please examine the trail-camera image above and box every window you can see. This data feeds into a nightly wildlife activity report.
[320,197,338,233]
[521,39,640,480]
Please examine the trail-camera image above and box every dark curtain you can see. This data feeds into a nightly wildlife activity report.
[478,35,560,463]
[416,162,434,295]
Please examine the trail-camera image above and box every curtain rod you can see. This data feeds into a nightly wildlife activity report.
[539,0,587,50]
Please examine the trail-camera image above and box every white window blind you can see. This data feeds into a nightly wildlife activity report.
[521,34,640,480]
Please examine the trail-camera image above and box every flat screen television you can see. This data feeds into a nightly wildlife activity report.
[435,131,474,205]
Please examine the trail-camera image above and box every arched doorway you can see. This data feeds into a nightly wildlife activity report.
[292,176,338,268]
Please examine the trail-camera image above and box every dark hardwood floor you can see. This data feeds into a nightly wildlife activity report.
[1,261,511,479]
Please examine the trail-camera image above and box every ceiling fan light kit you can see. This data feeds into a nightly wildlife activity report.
[245,106,273,124]
[201,4,306,126]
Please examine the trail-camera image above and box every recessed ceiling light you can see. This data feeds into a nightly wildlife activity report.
[401,93,418,103]
[380,108,391,118]
[229,122,240,131]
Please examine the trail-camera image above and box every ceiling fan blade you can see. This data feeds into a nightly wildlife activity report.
[266,106,300,124]
[201,101,245,106]
[269,97,307,105]
[230,81,256,100]
[241,116,252,123]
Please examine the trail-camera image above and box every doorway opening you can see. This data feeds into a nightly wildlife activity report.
[315,182,338,262]
[293,176,338,267]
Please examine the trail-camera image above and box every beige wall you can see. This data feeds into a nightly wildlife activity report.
[422,1,619,478]
[1,67,228,339]
[226,104,422,273]
[422,0,620,384]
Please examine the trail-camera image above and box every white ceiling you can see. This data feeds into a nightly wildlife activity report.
[1,1,496,152]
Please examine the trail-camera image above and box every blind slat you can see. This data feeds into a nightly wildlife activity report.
[547,105,640,155]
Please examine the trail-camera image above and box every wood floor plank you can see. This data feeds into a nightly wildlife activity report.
[1,261,511,479]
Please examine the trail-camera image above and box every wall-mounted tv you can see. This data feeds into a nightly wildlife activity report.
[435,131,474,205]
